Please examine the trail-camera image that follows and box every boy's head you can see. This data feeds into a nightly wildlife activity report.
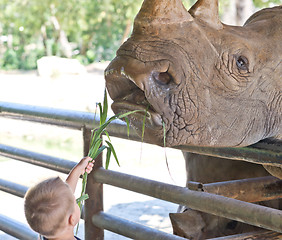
[24,177,79,238]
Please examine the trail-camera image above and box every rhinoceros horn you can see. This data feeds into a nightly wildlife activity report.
[189,0,223,29]
[134,0,193,26]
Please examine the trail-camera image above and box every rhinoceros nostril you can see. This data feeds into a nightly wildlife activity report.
[152,71,172,85]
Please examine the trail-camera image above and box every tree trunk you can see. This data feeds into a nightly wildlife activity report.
[120,19,132,44]
[222,0,254,26]
[50,16,72,58]
[236,0,254,26]
[80,33,95,56]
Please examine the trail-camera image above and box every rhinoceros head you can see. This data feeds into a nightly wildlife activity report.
[105,0,282,147]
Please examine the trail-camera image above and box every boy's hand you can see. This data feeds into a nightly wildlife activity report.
[77,156,94,175]
[66,156,95,193]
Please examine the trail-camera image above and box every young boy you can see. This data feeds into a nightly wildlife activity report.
[24,156,94,240]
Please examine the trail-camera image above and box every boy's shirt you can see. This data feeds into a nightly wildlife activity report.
[40,235,81,240]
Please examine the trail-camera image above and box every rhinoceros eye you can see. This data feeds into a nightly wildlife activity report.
[152,71,172,85]
[236,56,249,71]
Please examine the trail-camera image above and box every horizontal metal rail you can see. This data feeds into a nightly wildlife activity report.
[2,144,281,204]
[0,145,282,238]
[93,168,282,233]
[188,176,282,202]
[1,146,282,237]
[208,230,282,239]
[0,147,186,239]
[0,101,281,167]
[92,211,187,240]
[181,142,282,167]
[1,101,282,239]
[0,144,76,174]
[0,101,133,140]
[0,214,38,240]
[0,101,96,130]
[0,178,27,198]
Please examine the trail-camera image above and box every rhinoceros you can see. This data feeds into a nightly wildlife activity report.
[105,0,281,238]
[105,0,281,148]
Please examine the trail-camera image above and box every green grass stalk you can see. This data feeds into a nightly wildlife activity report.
[76,88,146,233]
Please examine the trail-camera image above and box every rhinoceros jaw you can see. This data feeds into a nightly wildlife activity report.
[120,67,134,82]
[111,85,163,127]
[105,67,139,101]
[112,100,163,128]
[105,63,163,127]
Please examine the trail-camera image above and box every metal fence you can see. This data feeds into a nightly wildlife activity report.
[0,101,281,240]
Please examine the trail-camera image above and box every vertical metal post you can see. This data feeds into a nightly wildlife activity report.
[83,127,104,240]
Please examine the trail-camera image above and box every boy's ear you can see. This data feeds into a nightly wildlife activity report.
[69,214,76,226]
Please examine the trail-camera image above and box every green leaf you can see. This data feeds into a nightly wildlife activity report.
[90,130,98,146]
[98,103,103,125]
[90,129,95,142]
[105,147,112,169]
[106,140,120,167]
[124,117,130,138]
[78,172,88,209]
[88,138,103,158]
[117,109,144,119]
[94,115,117,137]
[101,89,108,124]
[81,172,88,192]
[104,130,111,142]
[76,193,89,204]
[93,103,99,133]
[141,106,150,142]
[91,145,107,160]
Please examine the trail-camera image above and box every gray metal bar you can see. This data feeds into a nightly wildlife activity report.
[180,144,282,167]
[0,101,97,129]
[0,101,281,166]
[208,230,282,239]
[92,211,188,240]
[0,179,28,198]
[0,144,76,174]
[188,176,282,202]
[0,101,134,140]
[0,214,38,240]
[93,168,282,233]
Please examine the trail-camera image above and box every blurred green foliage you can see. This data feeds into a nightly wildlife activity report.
[0,0,280,70]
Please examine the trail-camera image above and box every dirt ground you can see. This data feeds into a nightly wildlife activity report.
[0,63,186,239]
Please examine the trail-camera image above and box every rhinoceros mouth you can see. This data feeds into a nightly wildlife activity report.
[105,67,163,129]
[110,88,163,128]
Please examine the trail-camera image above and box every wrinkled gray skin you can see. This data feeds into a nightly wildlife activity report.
[105,1,281,149]
[105,0,281,238]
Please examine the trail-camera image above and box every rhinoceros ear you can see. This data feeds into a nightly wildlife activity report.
[135,0,193,26]
[189,0,223,29]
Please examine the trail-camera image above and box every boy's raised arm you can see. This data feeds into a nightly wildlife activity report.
[66,156,94,193]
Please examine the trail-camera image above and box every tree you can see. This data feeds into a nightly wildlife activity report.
[0,0,280,69]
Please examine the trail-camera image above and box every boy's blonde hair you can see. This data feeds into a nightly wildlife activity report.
[24,177,74,237]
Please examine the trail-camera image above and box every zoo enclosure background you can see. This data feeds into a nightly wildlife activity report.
[0,0,280,70]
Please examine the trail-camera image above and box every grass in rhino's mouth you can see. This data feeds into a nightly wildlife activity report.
[112,100,152,116]
[114,87,154,110]
[112,88,162,127]
[112,100,163,128]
